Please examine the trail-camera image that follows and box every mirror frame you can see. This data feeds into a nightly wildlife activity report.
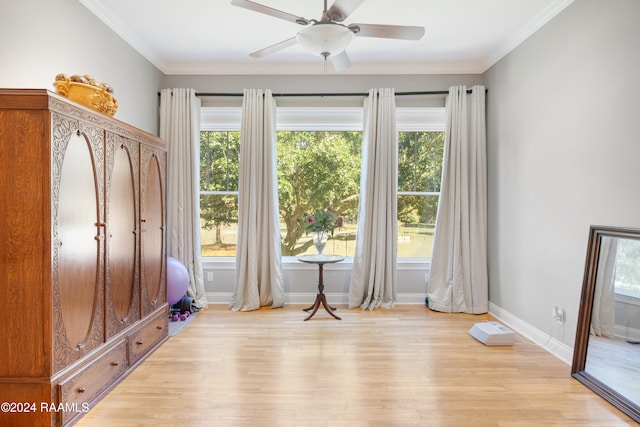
[571,225,640,423]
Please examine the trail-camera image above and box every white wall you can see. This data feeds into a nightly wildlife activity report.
[0,0,163,134]
[484,0,640,350]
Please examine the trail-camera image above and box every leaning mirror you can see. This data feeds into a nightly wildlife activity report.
[572,225,640,422]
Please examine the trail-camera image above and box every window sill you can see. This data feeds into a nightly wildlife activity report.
[615,288,640,305]
[201,256,431,271]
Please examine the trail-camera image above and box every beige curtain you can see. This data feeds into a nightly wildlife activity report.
[348,88,398,310]
[427,85,488,314]
[590,237,617,337]
[230,89,284,311]
[160,88,208,309]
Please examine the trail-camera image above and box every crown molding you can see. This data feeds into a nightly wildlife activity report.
[79,0,167,70]
[162,60,485,76]
[480,0,575,72]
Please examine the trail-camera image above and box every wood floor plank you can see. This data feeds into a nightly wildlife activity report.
[75,305,636,426]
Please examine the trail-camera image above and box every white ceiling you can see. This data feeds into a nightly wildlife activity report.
[79,0,574,75]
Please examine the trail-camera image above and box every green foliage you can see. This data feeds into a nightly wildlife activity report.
[200,131,240,192]
[398,131,444,193]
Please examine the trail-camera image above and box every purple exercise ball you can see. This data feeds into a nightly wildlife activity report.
[166,256,189,305]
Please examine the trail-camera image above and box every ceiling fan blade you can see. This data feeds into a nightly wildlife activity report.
[249,37,298,58]
[330,50,351,71]
[231,0,310,25]
[325,0,365,22]
[349,23,425,40]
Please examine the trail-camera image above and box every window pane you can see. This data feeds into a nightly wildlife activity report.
[200,131,240,192]
[276,131,362,257]
[397,195,439,258]
[398,131,444,193]
[200,195,238,256]
[615,238,640,295]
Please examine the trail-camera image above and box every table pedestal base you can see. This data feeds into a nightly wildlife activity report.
[303,292,341,321]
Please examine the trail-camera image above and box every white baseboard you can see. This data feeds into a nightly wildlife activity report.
[207,292,427,306]
[615,325,640,342]
[206,292,233,305]
[489,302,573,365]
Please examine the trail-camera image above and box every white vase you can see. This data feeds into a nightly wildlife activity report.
[313,231,327,255]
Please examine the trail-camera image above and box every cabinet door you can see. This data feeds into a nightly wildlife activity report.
[52,116,105,371]
[105,133,140,337]
[140,145,166,316]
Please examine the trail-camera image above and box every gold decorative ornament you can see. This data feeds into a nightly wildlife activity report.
[53,74,118,117]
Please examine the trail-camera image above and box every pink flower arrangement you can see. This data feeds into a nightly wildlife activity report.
[300,208,340,235]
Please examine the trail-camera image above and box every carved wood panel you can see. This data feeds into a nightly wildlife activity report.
[51,113,105,372]
[140,145,166,316]
[105,132,141,338]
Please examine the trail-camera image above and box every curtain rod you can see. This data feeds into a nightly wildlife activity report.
[159,89,485,97]
[193,90,462,98]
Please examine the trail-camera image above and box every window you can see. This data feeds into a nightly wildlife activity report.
[277,130,362,257]
[199,131,239,257]
[614,238,640,298]
[199,106,445,259]
[397,131,445,258]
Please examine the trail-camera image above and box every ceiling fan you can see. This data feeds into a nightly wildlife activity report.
[230,0,425,71]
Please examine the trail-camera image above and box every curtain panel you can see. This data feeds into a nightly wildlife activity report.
[590,237,617,337]
[160,88,208,309]
[348,88,398,310]
[230,89,284,311]
[427,85,488,314]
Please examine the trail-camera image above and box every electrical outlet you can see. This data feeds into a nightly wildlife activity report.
[206,272,214,282]
[553,306,565,325]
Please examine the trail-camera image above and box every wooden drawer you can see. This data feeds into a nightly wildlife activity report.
[58,340,127,425]
[128,309,168,366]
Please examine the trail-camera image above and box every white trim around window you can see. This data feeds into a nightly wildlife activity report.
[201,107,445,132]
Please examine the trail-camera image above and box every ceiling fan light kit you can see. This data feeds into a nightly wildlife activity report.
[297,23,354,59]
[231,0,425,71]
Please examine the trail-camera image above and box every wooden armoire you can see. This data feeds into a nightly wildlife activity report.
[0,89,168,426]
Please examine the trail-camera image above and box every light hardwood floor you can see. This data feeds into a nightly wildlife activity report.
[76,305,636,426]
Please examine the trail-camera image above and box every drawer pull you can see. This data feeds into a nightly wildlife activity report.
[111,361,119,366]
[136,340,143,345]
[156,325,163,330]
[77,387,85,393]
